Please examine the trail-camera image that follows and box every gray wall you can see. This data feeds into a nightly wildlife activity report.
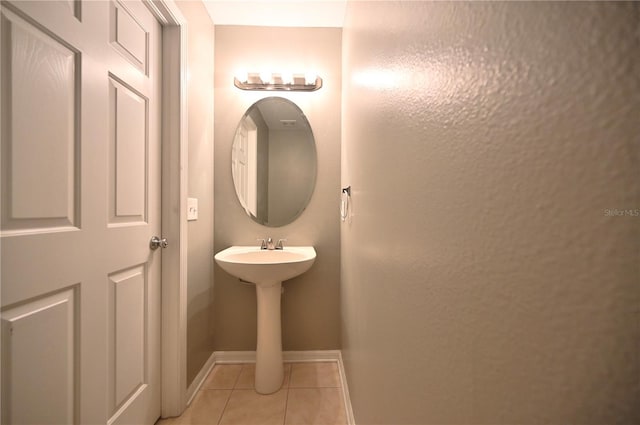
[341,2,640,424]
[176,1,215,387]
[214,26,342,351]
[267,128,316,225]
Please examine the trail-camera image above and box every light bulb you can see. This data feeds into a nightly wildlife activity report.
[234,70,248,83]
[260,71,272,84]
[304,72,317,85]
[281,72,293,85]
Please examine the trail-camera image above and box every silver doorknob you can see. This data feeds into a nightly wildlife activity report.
[150,236,168,250]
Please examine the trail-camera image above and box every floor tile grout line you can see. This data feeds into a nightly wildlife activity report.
[232,364,244,389]
[283,362,290,425]
[205,364,242,425]
[282,387,290,425]
[217,364,244,424]
[216,388,233,425]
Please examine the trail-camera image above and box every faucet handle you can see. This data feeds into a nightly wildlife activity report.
[257,238,268,250]
[276,239,287,250]
[266,237,275,250]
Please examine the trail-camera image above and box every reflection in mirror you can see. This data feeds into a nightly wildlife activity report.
[232,97,317,227]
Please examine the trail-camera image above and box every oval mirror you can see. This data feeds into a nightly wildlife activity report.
[231,97,317,227]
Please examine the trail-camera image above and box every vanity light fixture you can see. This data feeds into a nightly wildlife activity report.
[234,71,323,91]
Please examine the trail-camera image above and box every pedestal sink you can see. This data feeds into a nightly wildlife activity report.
[214,246,316,394]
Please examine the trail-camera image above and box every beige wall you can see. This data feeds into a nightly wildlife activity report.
[176,1,215,387]
[341,2,640,424]
[213,26,342,350]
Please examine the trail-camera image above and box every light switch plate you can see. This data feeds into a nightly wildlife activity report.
[187,198,198,221]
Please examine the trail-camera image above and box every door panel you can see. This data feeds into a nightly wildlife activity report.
[109,75,148,225]
[1,288,77,425]
[110,0,148,73]
[0,7,80,233]
[0,1,162,424]
[109,265,146,413]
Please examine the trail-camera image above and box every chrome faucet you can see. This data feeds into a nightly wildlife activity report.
[259,238,286,250]
[258,238,272,250]
[258,238,275,250]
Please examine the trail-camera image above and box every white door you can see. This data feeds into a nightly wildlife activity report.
[246,119,258,217]
[232,117,258,216]
[0,1,162,424]
[232,120,249,212]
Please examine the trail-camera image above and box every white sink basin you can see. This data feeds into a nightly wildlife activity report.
[214,246,316,285]
[214,245,316,394]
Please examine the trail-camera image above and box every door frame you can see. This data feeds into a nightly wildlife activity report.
[143,0,188,418]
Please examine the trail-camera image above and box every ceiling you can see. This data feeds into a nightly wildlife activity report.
[202,0,347,28]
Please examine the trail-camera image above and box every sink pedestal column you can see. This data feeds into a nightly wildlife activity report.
[254,280,284,394]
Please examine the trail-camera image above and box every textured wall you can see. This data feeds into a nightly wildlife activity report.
[213,26,342,351]
[176,1,215,387]
[341,2,640,424]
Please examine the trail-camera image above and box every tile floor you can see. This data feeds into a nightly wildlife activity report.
[156,362,348,425]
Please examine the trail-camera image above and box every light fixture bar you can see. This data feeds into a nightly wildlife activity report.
[234,72,323,91]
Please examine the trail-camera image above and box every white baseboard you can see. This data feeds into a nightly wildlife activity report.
[185,351,216,405]
[336,351,356,425]
[212,350,257,364]
[186,350,355,424]
[213,349,343,363]
[285,350,343,363]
